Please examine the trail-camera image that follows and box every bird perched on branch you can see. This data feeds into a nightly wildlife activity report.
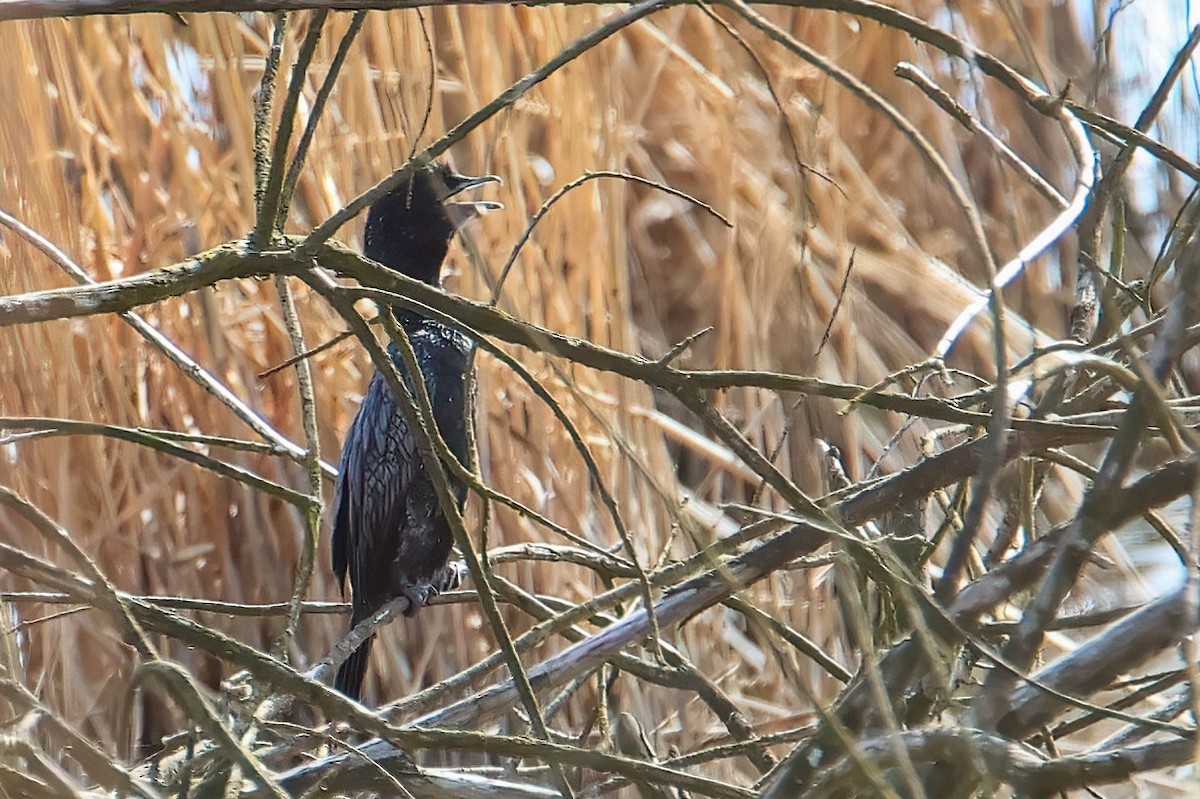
[331,161,500,702]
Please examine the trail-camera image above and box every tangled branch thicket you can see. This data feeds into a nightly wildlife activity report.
[1,2,1198,797]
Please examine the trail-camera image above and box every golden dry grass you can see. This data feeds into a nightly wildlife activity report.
[0,1,1176,793]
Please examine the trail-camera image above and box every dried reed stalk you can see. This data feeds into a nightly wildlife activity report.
[0,2,1196,797]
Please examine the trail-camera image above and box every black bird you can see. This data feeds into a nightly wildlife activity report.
[332,162,500,701]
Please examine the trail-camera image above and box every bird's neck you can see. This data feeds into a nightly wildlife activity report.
[389,304,436,330]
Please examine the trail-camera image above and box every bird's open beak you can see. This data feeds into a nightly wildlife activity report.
[441,171,503,199]
[441,171,503,228]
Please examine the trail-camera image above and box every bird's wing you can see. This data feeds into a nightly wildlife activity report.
[330,370,421,608]
[331,330,473,606]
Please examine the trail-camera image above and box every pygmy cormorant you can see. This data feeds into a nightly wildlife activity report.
[331,161,499,701]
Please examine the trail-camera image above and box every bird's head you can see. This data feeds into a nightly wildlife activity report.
[363,161,502,284]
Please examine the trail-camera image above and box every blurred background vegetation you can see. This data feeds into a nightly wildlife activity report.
[0,1,1197,796]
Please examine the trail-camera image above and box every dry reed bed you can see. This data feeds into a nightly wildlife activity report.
[0,1,1194,797]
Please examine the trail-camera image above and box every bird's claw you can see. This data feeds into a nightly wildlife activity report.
[400,582,436,616]
[432,560,467,592]
[399,562,465,617]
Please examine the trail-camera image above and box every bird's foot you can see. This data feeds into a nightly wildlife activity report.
[399,582,436,616]
[432,560,467,592]
[399,562,465,617]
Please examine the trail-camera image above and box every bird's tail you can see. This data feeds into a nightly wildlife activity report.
[334,632,375,701]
